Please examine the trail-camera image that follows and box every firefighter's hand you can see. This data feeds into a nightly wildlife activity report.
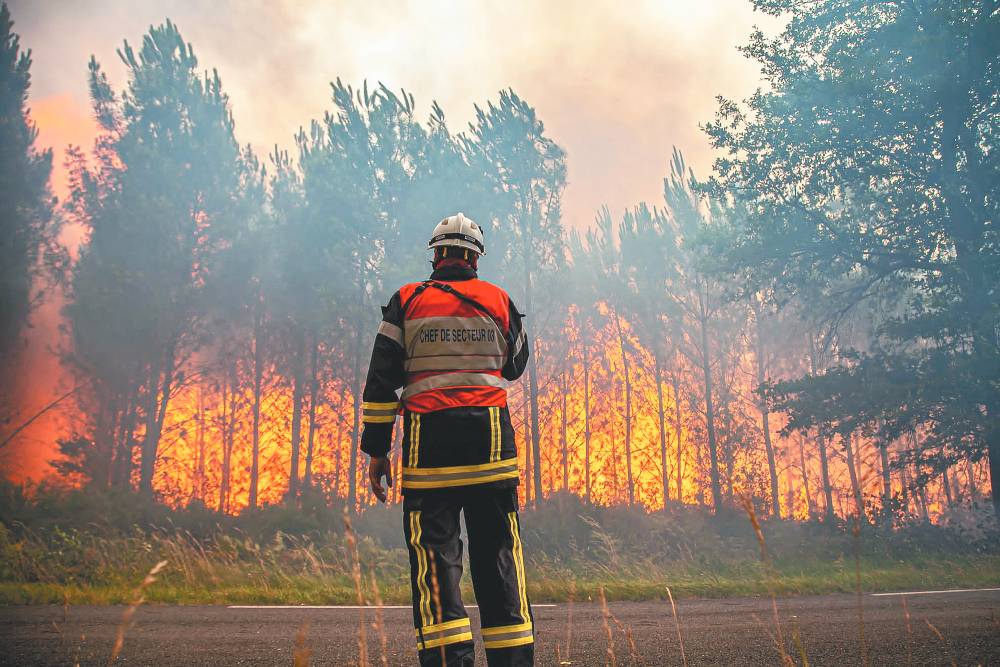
[368,456,393,503]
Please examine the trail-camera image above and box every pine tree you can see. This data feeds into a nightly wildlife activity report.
[0,2,56,406]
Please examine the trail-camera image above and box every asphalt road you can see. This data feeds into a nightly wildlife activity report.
[3,591,999,666]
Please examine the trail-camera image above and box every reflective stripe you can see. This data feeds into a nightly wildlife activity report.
[405,354,505,373]
[482,622,534,649]
[363,408,397,417]
[513,330,527,357]
[415,617,472,650]
[482,621,533,637]
[484,634,534,649]
[419,631,473,650]
[362,415,396,424]
[363,401,400,410]
[362,400,399,424]
[416,617,471,636]
[409,512,432,627]
[401,459,519,489]
[403,459,519,476]
[401,372,506,400]
[402,470,520,489]
[489,407,500,462]
[508,512,530,624]
[377,321,403,346]
[408,413,421,467]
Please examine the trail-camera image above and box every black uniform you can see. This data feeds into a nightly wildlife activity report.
[360,263,533,667]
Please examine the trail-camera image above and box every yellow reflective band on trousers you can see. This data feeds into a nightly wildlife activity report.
[508,512,530,625]
[415,617,472,651]
[408,511,432,628]
[482,621,534,650]
[401,458,519,490]
[489,406,500,462]
[407,413,421,467]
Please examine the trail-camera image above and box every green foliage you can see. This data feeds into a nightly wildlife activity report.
[706,0,1000,508]
[0,1,57,391]
[2,482,996,604]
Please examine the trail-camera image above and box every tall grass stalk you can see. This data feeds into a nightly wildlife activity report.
[108,559,166,664]
[557,579,575,665]
[370,569,388,667]
[664,586,688,667]
[342,508,369,667]
[598,586,617,667]
[924,619,958,667]
[901,596,912,667]
[852,517,869,667]
[293,620,312,666]
[741,496,793,666]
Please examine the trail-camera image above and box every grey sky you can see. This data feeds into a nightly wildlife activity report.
[11,0,774,228]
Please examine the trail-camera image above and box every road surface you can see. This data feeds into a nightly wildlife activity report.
[2,590,999,665]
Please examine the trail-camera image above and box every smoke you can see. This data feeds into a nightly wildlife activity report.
[12,0,772,227]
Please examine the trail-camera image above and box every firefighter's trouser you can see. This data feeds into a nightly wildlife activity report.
[403,486,533,667]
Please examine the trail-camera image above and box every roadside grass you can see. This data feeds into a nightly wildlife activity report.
[2,484,998,606]
[3,548,997,605]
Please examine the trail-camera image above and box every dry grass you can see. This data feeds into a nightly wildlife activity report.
[598,586,617,667]
[741,496,793,666]
[664,586,687,667]
[292,620,312,667]
[342,507,369,667]
[109,559,166,664]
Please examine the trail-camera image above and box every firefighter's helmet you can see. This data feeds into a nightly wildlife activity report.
[428,213,485,256]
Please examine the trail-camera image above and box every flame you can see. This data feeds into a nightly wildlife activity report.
[2,98,976,519]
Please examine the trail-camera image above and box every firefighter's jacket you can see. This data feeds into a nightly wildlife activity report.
[360,264,530,493]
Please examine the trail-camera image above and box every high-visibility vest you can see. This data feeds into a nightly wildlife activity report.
[395,279,513,413]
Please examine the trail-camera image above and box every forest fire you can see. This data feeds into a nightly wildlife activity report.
[1,3,992,530]
[4,3,999,666]
[15,308,971,524]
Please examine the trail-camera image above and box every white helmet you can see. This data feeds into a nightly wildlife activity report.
[428,212,485,256]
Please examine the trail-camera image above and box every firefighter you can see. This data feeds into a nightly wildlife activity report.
[360,212,532,667]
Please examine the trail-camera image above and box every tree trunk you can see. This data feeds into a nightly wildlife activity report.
[989,433,1000,516]
[753,305,780,518]
[942,467,954,509]
[196,388,206,503]
[698,295,722,511]
[334,415,344,498]
[672,370,683,504]
[112,388,138,489]
[526,348,543,504]
[878,439,892,520]
[522,396,533,506]
[288,328,306,502]
[910,433,930,521]
[303,336,320,489]
[583,338,592,504]
[808,334,835,520]
[655,351,669,508]
[348,306,364,511]
[966,459,978,502]
[249,294,263,508]
[844,432,865,523]
[614,312,634,507]
[218,366,234,514]
[561,367,569,491]
[139,339,176,496]
[797,433,814,520]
